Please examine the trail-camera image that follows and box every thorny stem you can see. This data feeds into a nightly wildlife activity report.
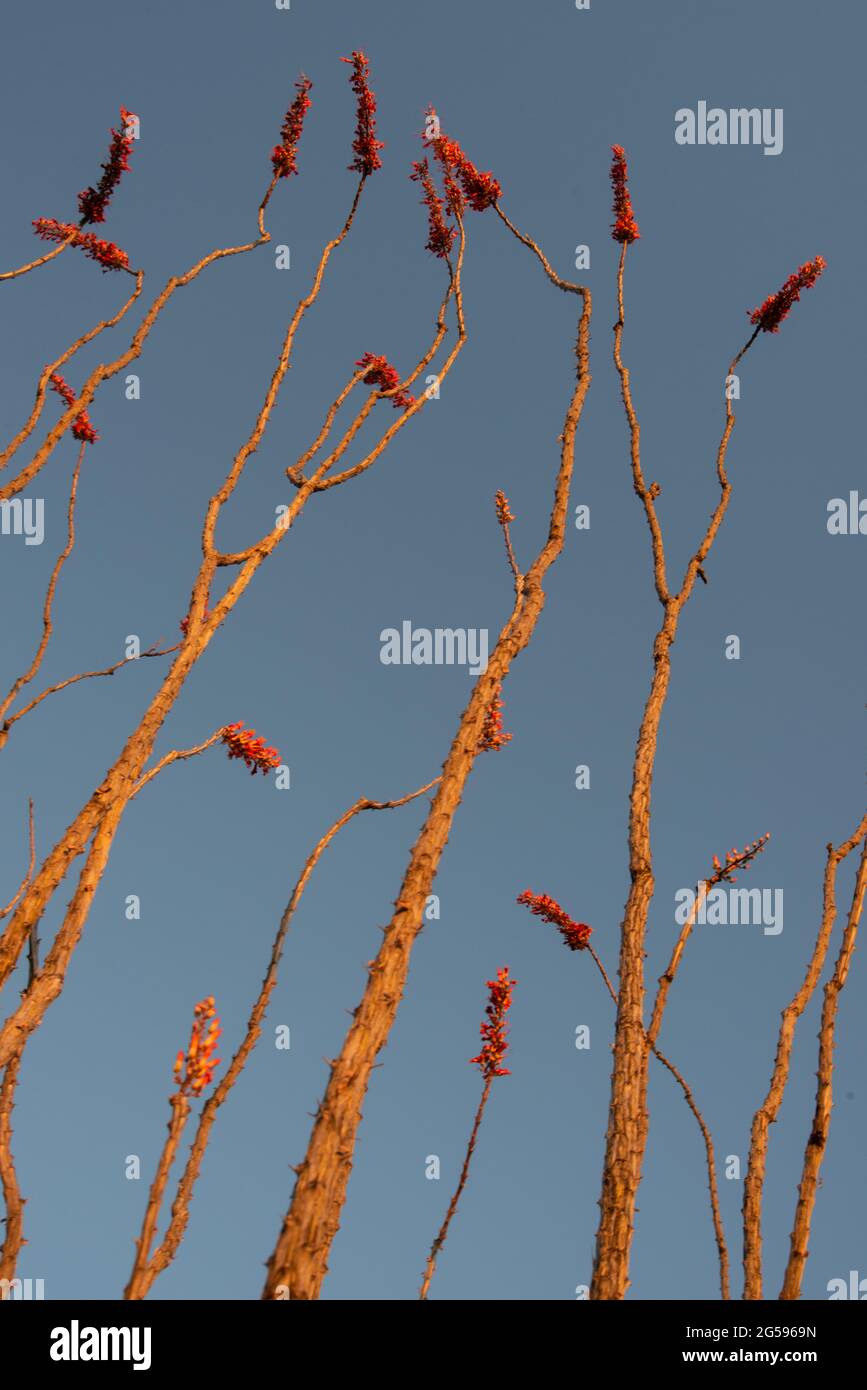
[0,444,85,726]
[124,776,440,1299]
[586,943,730,1299]
[0,179,276,504]
[124,1095,191,1300]
[0,801,36,924]
[742,811,867,1298]
[262,214,591,1301]
[418,1076,493,1300]
[591,242,760,1301]
[0,226,79,281]
[130,732,225,799]
[0,1056,24,1286]
[0,645,179,754]
[0,178,373,1053]
[0,273,145,478]
[779,837,867,1299]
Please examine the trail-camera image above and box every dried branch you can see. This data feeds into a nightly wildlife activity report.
[130,732,225,799]
[0,444,85,726]
[0,195,274,503]
[518,877,731,1301]
[0,643,179,754]
[779,836,867,1299]
[742,810,867,1298]
[124,776,439,1298]
[0,273,145,477]
[590,179,806,1297]
[0,227,78,282]
[648,836,770,1048]
[262,215,591,1299]
[494,490,522,594]
[0,177,369,1017]
[0,801,36,925]
[286,221,465,498]
[419,967,513,1299]
[419,1075,492,1300]
[0,1056,25,1286]
[124,1094,191,1300]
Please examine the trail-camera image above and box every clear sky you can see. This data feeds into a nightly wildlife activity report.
[0,0,863,1301]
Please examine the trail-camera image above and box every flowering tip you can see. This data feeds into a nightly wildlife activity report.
[517,890,593,950]
[221,723,281,776]
[341,51,384,176]
[749,257,825,333]
[423,114,500,212]
[272,76,313,178]
[33,218,129,272]
[355,352,414,410]
[469,967,515,1078]
[78,106,136,225]
[174,998,222,1097]
[610,144,640,244]
[410,156,457,259]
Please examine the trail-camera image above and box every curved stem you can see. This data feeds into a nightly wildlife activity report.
[124,776,439,1299]
[418,1077,493,1300]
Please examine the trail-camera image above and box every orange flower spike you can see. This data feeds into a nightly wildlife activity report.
[494,490,515,526]
[610,144,640,244]
[174,998,222,1098]
[478,685,512,753]
[340,51,384,176]
[469,967,516,1078]
[271,76,313,178]
[221,723,282,776]
[517,890,593,951]
[423,108,500,212]
[749,258,825,334]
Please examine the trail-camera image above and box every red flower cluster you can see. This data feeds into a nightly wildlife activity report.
[173,997,221,1098]
[469,967,515,1078]
[425,108,501,213]
[179,607,212,636]
[478,685,512,753]
[78,107,136,224]
[32,218,129,272]
[409,157,456,259]
[710,833,770,884]
[272,76,313,178]
[494,490,515,526]
[221,722,281,776]
[517,890,593,951]
[356,352,414,410]
[341,51,384,176]
[610,145,640,244]
[48,372,99,445]
[748,257,825,333]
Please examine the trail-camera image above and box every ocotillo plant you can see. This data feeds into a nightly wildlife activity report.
[0,53,471,1083]
[589,144,827,1301]
[0,54,474,1286]
[261,122,592,1297]
[0,44,860,1308]
[418,967,515,1300]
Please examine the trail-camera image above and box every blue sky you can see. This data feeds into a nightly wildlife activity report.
[0,0,863,1300]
